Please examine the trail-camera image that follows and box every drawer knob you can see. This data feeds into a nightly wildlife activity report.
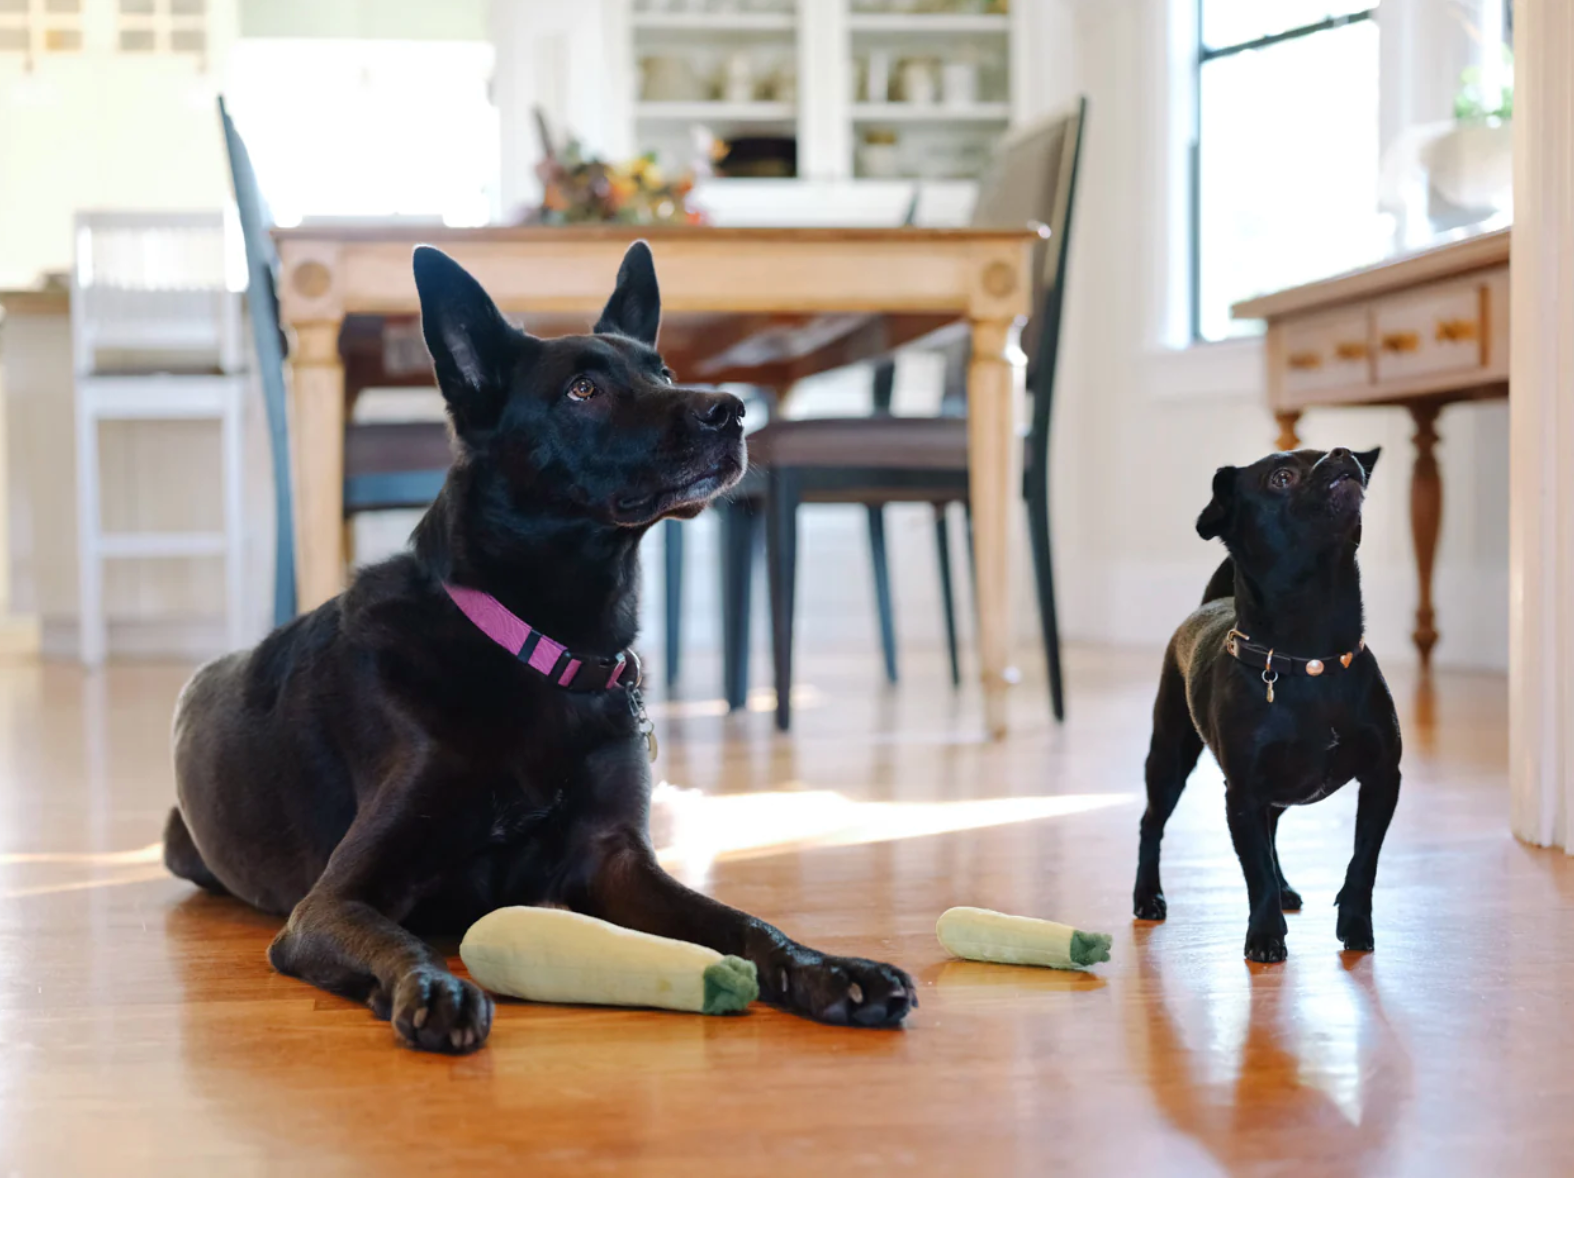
[1380,331,1420,354]
[1287,350,1322,370]
[1435,318,1479,343]
[1334,341,1368,361]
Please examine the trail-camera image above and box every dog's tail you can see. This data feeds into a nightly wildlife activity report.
[1201,556,1234,605]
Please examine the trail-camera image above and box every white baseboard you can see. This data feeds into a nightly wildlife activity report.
[1058,557,1509,673]
[41,615,230,663]
[0,614,41,658]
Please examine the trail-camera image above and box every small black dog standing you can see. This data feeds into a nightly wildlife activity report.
[165,242,917,1051]
[1131,446,1402,963]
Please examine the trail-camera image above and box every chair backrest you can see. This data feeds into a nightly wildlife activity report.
[218,95,296,622]
[70,210,242,374]
[969,97,1087,412]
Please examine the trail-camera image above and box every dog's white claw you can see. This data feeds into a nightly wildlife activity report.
[848,982,864,1005]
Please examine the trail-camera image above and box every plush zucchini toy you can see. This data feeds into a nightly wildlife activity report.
[460,906,758,1015]
[936,906,1113,971]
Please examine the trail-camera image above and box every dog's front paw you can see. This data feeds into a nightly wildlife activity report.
[1336,907,1375,953]
[1243,932,1287,963]
[766,953,916,1027]
[391,968,494,1054]
[1243,918,1288,964]
[1133,886,1168,921]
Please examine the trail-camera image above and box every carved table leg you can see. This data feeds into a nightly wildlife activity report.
[289,320,348,612]
[1275,410,1303,451]
[1409,401,1444,666]
[967,316,1019,741]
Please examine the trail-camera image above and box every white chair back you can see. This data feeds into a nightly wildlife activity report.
[71,211,243,375]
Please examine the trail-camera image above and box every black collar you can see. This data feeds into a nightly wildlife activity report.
[1226,628,1365,703]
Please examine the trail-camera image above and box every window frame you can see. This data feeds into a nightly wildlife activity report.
[1188,4,1378,342]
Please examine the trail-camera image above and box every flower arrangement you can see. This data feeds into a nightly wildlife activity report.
[527,113,706,227]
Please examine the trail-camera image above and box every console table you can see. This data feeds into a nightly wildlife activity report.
[1232,228,1510,666]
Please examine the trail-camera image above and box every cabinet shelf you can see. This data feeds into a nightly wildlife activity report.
[634,100,797,121]
[632,12,797,32]
[846,13,1010,35]
[851,102,1011,123]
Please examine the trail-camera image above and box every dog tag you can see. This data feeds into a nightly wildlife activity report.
[629,688,658,763]
[1262,670,1277,704]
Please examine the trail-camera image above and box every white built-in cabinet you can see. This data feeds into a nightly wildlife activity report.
[617,0,1026,182]
[496,0,1072,226]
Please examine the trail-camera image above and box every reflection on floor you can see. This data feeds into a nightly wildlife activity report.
[0,645,1568,1175]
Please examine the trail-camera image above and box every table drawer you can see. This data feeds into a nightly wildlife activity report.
[1373,281,1487,384]
[1280,309,1371,403]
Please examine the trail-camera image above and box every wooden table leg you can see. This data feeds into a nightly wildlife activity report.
[967,317,1019,740]
[1275,410,1303,451]
[1409,400,1443,666]
[288,320,347,613]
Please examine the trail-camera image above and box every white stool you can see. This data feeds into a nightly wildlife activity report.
[71,212,248,666]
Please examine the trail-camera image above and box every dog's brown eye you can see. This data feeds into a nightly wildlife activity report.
[1270,468,1296,490]
[568,377,597,401]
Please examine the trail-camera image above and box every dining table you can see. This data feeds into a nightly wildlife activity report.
[273,224,1039,738]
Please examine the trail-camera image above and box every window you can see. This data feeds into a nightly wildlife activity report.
[0,0,84,59]
[116,0,207,57]
[225,40,499,228]
[1192,2,1382,341]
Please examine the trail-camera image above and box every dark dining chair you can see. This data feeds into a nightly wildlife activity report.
[218,97,453,624]
[727,97,1087,729]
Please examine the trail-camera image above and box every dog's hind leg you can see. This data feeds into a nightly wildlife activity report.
[162,807,229,896]
[1269,809,1302,911]
[1133,655,1203,921]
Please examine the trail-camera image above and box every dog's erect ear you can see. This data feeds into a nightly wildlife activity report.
[413,246,521,438]
[594,240,661,345]
[1355,446,1381,480]
[1196,466,1237,542]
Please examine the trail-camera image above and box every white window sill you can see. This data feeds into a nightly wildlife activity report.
[1143,334,1266,407]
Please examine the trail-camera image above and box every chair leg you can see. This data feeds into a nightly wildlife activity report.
[865,504,898,684]
[765,471,800,731]
[963,501,978,607]
[222,379,247,652]
[933,503,961,688]
[75,398,106,667]
[720,497,756,712]
[664,518,684,688]
[1026,476,1066,723]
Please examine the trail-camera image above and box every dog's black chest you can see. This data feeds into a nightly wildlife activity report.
[1254,703,1363,807]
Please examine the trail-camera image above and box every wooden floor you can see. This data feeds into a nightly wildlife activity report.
[1,643,1569,1176]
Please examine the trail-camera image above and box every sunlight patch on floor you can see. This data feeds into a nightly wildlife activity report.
[651,783,1136,877]
[0,842,164,867]
[646,686,827,721]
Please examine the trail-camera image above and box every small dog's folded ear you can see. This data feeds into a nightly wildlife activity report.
[1355,446,1381,480]
[414,246,524,440]
[594,240,661,346]
[1196,465,1237,542]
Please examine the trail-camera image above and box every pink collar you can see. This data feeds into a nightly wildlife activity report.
[443,582,639,693]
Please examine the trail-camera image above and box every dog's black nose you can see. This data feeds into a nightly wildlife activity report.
[694,393,745,431]
[1329,446,1350,460]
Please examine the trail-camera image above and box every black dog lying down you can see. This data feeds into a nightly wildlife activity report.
[1132,446,1402,963]
[166,243,916,1052]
